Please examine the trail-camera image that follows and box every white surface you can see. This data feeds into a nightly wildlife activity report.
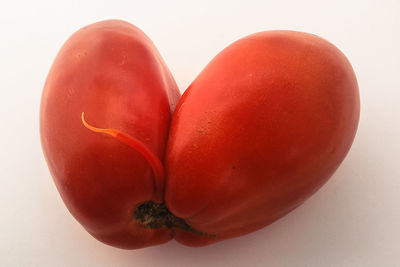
[1,0,399,266]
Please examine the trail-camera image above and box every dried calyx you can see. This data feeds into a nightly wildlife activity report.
[134,201,212,237]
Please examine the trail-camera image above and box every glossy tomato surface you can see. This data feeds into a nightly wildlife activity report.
[165,31,359,246]
[41,22,359,249]
[40,20,180,248]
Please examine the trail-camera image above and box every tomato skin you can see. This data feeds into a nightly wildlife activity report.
[40,20,179,249]
[42,23,359,249]
[165,31,359,246]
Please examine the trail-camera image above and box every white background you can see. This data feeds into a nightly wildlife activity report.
[1,0,399,266]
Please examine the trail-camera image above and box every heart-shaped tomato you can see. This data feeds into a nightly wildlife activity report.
[40,20,359,249]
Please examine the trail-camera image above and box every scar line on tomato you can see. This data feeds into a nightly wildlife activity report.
[80,112,165,203]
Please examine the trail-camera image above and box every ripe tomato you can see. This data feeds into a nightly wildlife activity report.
[41,21,359,249]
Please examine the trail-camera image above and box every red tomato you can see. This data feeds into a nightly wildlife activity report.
[40,20,359,249]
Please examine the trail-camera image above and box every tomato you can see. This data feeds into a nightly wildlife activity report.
[40,20,359,249]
